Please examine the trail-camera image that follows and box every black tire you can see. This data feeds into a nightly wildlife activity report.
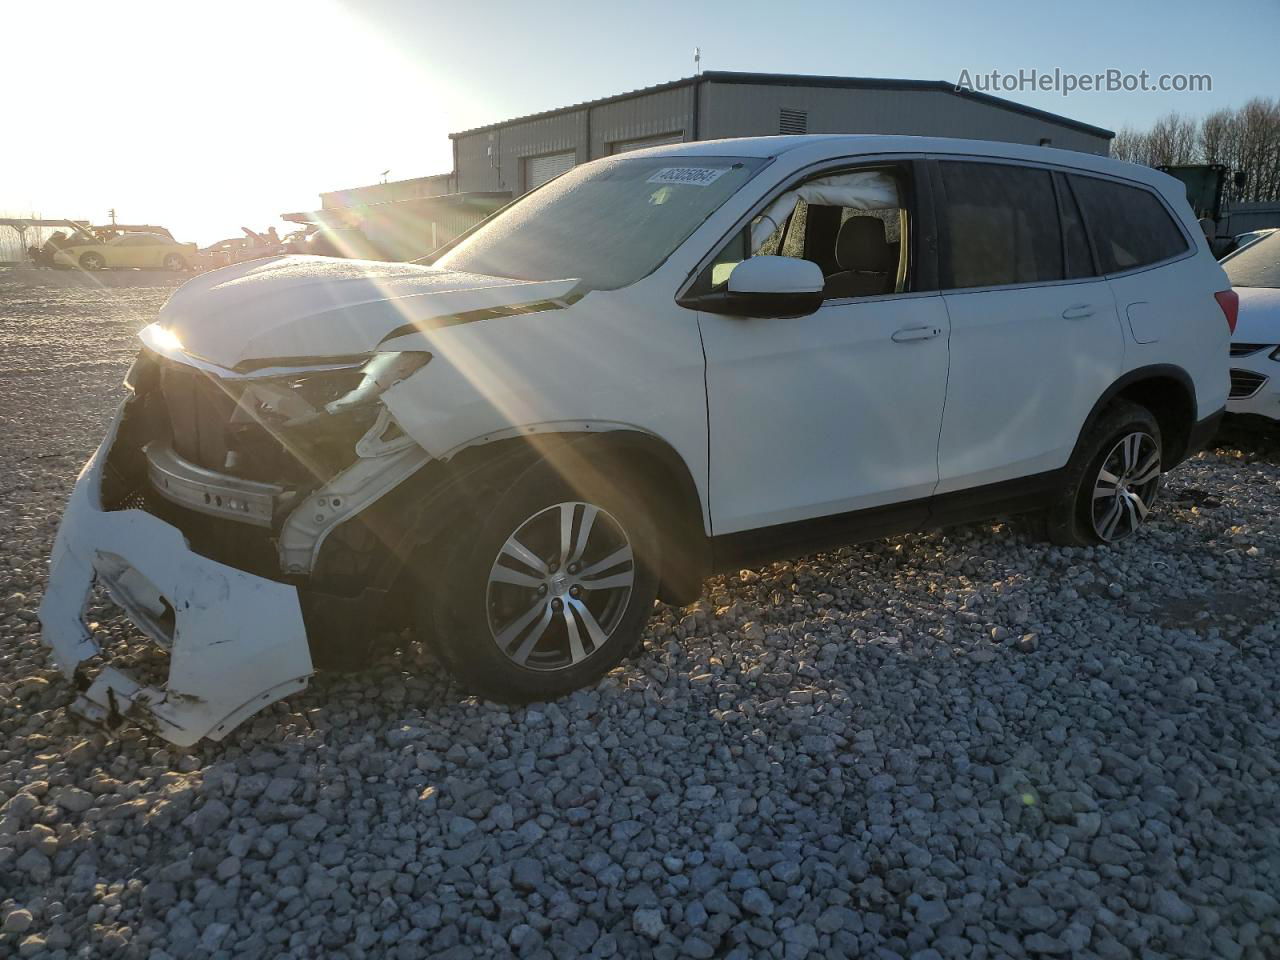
[79,252,104,270]
[163,253,188,272]
[1044,400,1162,546]
[424,456,660,702]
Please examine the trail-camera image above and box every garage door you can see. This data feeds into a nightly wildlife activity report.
[612,133,685,154]
[525,151,576,190]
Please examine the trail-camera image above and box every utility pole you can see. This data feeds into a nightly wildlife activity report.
[107,208,117,226]
[380,169,390,184]
[694,47,701,76]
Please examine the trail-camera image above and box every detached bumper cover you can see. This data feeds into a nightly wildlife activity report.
[38,408,313,746]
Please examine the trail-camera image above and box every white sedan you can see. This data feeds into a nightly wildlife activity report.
[1226,231,1280,421]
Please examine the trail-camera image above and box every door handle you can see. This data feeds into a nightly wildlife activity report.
[1061,304,1096,320]
[891,326,942,343]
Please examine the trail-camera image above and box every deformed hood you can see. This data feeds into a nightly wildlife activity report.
[157,255,582,369]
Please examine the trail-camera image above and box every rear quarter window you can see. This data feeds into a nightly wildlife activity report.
[1069,175,1189,273]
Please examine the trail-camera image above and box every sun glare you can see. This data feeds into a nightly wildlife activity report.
[2,0,456,246]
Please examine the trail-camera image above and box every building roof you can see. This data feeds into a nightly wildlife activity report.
[320,171,454,201]
[284,191,511,225]
[448,70,1115,141]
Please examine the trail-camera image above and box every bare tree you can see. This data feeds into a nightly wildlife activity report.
[1145,112,1199,167]
[1199,108,1234,166]
[1110,126,1151,164]
[1120,98,1280,204]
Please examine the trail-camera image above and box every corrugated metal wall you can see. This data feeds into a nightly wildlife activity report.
[1222,202,1280,235]
[452,79,1110,197]
[456,111,587,194]
[700,83,1110,155]
[590,85,695,157]
[455,86,696,194]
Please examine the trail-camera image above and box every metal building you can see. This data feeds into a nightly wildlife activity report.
[300,71,1113,259]
[451,71,1114,196]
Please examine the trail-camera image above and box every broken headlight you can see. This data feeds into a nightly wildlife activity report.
[325,351,432,414]
[244,352,430,428]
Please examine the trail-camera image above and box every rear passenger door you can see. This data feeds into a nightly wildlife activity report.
[1069,174,1222,417]
[933,159,1124,493]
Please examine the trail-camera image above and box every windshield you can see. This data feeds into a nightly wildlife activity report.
[1224,232,1280,288]
[435,156,767,290]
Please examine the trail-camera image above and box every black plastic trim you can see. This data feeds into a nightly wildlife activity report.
[1185,407,1224,459]
[711,470,1063,571]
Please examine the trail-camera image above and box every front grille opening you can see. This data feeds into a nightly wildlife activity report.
[1229,368,1268,399]
[158,358,366,485]
[1229,343,1269,358]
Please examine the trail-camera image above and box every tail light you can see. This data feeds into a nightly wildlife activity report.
[1215,289,1239,335]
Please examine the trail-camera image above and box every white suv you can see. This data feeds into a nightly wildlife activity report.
[41,136,1232,745]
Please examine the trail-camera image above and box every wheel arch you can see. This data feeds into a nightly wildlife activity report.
[1078,365,1198,468]
[439,428,712,605]
[315,425,711,612]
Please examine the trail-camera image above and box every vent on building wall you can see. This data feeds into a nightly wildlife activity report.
[779,108,808,135]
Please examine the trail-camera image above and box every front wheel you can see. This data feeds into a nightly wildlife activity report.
[163,253,188,271]
[424,459,660,702]
[1045,400,1162,546]
[79,252,105,271]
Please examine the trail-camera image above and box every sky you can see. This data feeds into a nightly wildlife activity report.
[3,0,1277,246]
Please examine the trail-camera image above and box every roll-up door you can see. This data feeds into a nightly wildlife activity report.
[525,151,576,190]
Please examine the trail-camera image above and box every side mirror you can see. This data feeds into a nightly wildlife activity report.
[682,255,825,318]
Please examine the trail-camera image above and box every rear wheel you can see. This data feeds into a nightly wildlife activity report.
[79,252,105,270]
[163,253,188,272]
[1045,400,1162,546]
[424,459,660,702]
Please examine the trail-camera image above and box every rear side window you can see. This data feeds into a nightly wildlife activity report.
[1069,175,1189,273]
[938,161,1063,289]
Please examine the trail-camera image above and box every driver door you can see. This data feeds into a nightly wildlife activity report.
[695,160,950,548]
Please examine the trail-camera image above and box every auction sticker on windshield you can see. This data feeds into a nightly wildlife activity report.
[647,167,729,186]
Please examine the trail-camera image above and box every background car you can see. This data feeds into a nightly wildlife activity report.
[1224,231,1280,422]
[53,232,198,271]
[1223,227,1278,259]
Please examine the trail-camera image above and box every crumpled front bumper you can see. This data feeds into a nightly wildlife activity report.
[38,406,314,746]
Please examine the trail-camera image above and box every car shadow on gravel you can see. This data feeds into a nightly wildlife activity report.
[1215,416,1280,462]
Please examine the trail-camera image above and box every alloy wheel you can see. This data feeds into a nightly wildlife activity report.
[1091,431,1160,542]
[486,501,635,671]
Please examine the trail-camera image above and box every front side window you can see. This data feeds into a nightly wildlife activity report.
[1070,175,1189,273]
[697,165,911,301]
[435,156,766,291]
[938,161,1062,289]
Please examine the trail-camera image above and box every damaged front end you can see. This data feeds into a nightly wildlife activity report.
[38,333,433,746]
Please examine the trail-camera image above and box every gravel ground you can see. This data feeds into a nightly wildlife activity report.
[1,269,1279,960]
